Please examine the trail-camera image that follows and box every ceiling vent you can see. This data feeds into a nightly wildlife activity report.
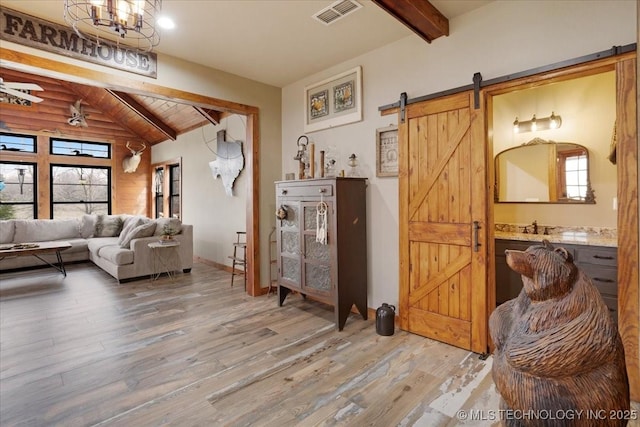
[313,0,362,25]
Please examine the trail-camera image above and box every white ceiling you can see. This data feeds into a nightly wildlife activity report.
[2,0,491,88]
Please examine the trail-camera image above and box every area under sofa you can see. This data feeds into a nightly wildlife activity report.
[0,215,193,282]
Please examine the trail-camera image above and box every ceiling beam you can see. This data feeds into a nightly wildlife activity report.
[193,106,221,126]
[107,89,177,141]
[372,0,449,43]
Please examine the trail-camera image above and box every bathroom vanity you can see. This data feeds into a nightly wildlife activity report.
[495,229,618,322]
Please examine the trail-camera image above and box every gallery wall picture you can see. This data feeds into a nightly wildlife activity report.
[376,125,398,177]
[304,66,362,133]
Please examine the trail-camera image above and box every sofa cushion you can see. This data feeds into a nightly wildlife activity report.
[97,245,134,265]
[153,218,182,236]
[80,215,97,238]
[88,237,134,265]
[88,237,118,253]
[119,221,156,248]
[94,215,124,237]
[0,220,15,243]
[13,219,81,242]
[63,238,90,254]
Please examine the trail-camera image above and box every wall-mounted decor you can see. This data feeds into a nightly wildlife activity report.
[304,66,362,133]
[0,7,158,78]
[209,130,244,196]
[376,125,398,177]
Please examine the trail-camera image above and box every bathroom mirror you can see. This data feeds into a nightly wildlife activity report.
[495,138,595,204]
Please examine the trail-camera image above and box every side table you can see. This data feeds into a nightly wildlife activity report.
[148,241,181,281]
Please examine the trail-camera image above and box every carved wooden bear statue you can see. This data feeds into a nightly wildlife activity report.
[489,240,629,427]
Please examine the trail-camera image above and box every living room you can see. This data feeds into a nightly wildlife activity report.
[0,0,638,425]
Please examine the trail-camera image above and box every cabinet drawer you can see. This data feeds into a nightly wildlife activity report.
[575,246,617,267]
[277,184,333,198]
[579,264,617,296]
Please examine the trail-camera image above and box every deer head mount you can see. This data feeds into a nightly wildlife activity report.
[122,141,147,173]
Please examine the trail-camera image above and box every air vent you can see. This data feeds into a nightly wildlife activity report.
[313,0,362,25]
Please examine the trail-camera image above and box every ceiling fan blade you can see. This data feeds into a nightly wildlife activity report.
[3,82,44,91]
[1,87,44,103]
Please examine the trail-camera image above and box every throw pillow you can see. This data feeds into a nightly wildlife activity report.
[117,217,144,246]
[153,217,182,236]
[80,215,97,238]
[94,215,124,237]
[0,220,15,244]
[119,221,157,248]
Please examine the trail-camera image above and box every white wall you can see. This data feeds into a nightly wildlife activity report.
[152,115,247,267]
[281,0,637,311]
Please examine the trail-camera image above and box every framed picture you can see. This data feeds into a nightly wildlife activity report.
[376,125,398,177]
[304,66,362,133]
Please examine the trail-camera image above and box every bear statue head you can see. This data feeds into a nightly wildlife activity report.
[505,240,578,301]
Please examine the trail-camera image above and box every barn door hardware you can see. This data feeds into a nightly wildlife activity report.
[473,72,482,109]
[399,92,407,123]
[473,221,481,252]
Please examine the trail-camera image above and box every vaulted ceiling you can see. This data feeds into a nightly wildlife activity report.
[0,67,224,145]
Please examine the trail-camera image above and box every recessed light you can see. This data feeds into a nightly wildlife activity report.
[157,16,175,30]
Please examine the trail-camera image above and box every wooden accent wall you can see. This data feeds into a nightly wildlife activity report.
[0,74,151,217]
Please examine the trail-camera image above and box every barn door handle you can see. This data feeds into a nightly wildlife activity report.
[473,221,480,252]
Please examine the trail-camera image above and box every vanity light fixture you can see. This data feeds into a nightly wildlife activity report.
[513,112,562,133]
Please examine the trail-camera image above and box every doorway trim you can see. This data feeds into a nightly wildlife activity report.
[0,46,262,297]
[481,51,638,399]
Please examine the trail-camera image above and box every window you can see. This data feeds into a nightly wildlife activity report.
[169,164,181,218]
[558,149,589,201]
[154,166,164,218]
[151,159,181,219]
[0,132,36,153]
[50,138,110,158]
[0,162,37,219]
[51,165,111,219]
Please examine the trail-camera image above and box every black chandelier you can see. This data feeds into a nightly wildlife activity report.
[64,0,162,51]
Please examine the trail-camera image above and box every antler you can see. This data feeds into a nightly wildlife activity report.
[126,141,146,154]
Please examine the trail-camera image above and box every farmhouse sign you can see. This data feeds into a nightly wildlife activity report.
[0,7,157,78]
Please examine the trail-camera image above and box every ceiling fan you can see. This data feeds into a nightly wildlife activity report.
[0,77,44,103]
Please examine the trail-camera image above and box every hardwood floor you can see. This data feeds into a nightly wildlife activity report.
[1,262,637,426]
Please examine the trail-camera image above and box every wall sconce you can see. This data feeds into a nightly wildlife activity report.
[16,167,26,195]
[513,112,562,133]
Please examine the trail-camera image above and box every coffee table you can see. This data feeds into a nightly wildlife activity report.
[0,241,73,276]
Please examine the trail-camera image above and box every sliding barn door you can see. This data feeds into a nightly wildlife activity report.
[398,91,488,353]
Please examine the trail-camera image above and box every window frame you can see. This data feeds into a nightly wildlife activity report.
[0,132,37,153]
[50,137,111,158]
[0,161,38,219]
[50,163,112,219]
[151,157,182,219]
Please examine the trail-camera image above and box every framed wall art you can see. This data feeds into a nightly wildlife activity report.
[376,125,398,177]
[304,66,362,133]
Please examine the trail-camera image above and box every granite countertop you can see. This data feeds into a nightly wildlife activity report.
[494,224,617,247]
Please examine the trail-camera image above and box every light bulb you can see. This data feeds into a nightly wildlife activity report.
[530,115,537,132]
[549,112,560,129]
[513,117,520,133]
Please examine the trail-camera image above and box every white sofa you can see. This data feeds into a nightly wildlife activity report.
[0,215,193,282]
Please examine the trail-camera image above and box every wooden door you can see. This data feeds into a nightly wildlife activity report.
[398,90,488,353]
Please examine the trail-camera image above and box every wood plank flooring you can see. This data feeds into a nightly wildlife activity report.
[1,262,637,426]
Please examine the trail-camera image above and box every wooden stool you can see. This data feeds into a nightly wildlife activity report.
[228,231,246,289]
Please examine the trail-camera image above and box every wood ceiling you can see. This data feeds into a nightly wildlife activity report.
[0,68,223,146]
